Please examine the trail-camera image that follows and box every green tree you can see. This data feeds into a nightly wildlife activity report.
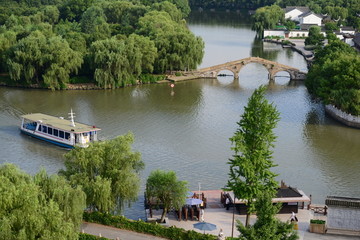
[33,169,86,232]
[140,0,190,18]
[41,5,60,24]
[89,37,131,88]
[237,191,298,240]
[252,5,285,36]
[0,30,17,72]
[324,22,339,31]
[0,164,82,240]
[126,34,157,75]
[59,0,95,21]
[101,1,147,35]
[152,1,183,22]
[137,11,204,73]
[60,133,144,213]
[225,85,280,227]
[146,170,188,223]
[284,19,296,30]
[80,6,110,42]
[7,31,83,89]
[304,26,325,46]
[306,52,360,115]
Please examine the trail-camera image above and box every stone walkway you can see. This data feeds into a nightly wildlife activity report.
[163,207,360,240]
[81,207,360,240]
[81,222,167,240]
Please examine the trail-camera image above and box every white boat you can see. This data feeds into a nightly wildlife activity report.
[20,110,101,148]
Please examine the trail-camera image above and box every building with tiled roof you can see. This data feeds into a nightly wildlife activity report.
[284,6,310,22]
[299,11,323,26]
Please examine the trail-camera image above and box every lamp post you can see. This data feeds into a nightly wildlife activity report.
[231,196,235,238]
[198,182,201,199]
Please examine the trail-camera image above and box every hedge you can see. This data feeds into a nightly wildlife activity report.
[79,233,109,240]
[83,212,217,240]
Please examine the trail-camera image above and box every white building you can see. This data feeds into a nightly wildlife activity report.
[284,6,310,22]
[299,12,322,26]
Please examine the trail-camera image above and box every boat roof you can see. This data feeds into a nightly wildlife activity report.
[21,113,101,133]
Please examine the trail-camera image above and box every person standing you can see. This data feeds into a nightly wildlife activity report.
[225,197,230,210]
[217,229,225,240]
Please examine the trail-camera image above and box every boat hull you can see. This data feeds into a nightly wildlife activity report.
[21,129,75,149]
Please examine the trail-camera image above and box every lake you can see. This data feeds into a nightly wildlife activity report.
[0,10,359,219]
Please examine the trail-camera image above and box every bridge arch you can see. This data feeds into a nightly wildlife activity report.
[193,57,306,81]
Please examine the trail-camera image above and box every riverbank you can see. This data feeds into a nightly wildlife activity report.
[325,105,360,129]
[263,38,314,66]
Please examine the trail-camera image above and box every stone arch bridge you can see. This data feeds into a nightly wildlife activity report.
[191,57,306,80]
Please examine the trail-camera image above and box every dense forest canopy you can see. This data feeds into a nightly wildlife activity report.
[189,0,359,29]
[0,0,204,89]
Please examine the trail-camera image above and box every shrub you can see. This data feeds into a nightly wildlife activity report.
[79,233,109,240]
[310,219,326,224]
[139,74,165,83]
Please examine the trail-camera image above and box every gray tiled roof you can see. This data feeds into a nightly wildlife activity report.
[353,33,360,47]
[298,11,323,19]
[277,187,302,198]
[284,6,310,13]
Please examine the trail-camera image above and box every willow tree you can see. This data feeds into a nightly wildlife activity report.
[89,35,157,88]
[137,10,204,73]
[60,132,144,213]
[0,164,83,240]
[252,5,284,37]
[7,31,83,90]
[146,170,188,223]
[226,86,280,227]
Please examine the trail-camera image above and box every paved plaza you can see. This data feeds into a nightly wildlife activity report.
[163,207,360,240]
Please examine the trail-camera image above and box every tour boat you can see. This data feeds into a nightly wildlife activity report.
[20,110,100,148]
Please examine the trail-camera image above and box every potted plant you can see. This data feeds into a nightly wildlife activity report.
[309,219,326,233]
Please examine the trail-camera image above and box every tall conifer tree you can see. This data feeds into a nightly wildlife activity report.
[226,85,280,227]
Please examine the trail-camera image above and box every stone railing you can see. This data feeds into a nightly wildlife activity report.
[325,105,360,128]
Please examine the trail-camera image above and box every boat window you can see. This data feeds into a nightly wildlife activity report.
[59,131,64,138]
[65,132,70,139]
[54,129,58,137]
[42,125,47,133]
[48,127,53,135]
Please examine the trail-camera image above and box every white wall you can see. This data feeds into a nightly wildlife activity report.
[285,9,303,22]
[289,31,308,38]
[264,30,285,38]
[327,206,360,231]
[300,14,322,26]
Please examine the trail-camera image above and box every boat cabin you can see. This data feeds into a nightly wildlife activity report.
[20,112,100,148]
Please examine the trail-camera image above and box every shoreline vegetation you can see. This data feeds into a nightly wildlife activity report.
[0,0,204,90]
[0,73,168,90]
